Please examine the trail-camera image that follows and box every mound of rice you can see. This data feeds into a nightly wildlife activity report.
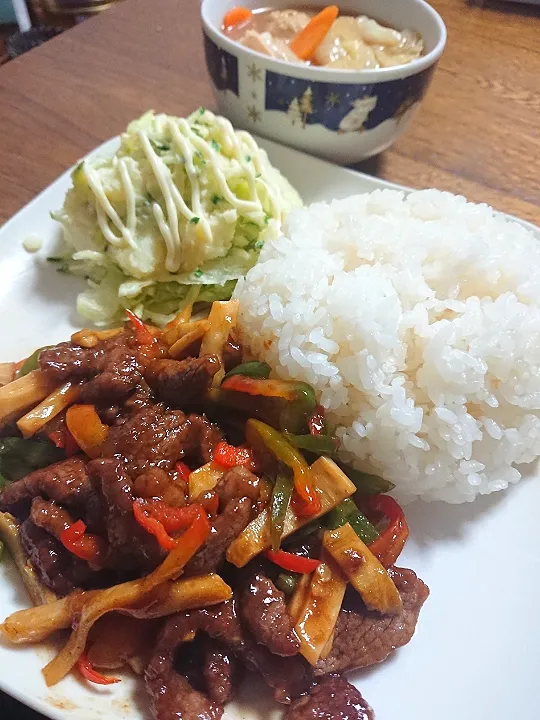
[233,189,540,503]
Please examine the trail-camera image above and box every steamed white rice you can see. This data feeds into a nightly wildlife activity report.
[233,189,540,503]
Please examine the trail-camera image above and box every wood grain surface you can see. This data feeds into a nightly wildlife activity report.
[0,0,539,717]
[0,0,539,228]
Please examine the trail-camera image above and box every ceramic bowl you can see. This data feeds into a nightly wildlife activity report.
[201,0,446,164]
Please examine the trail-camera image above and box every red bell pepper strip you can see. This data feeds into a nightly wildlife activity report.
[308,405,326,436]
[14,358,26,375]
[77,654,120,685]
[60,520,107,567]
[48,428,80,456]
[133,502,176,551]
[220,375,299,400]
[64,429,81,457]
[48,430,65,448]
[266,549,321,574]
[141,501,205,533]
[366,495,409,568]
[133,500,207,551]
[175,461,191,483]
[140,507,211,591]
[126,309,156,346]
[213,441,258,471]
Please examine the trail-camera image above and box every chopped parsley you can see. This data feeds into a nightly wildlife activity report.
[195,150,206,165]
[190,217,200,225]
[264,214,270,225]
[194,269,203,278]
[245,155,252,163]
[254,240,264,249]
[255,173,262,179]
[211,139,221,152]
[211,194,224,205]
[199,107,206,116]
[150,139,170,153]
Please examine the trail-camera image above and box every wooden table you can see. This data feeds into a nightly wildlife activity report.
[0,0,539,227]
[0,0,539,716]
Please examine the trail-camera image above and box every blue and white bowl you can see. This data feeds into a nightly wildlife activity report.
[201,0,446,164]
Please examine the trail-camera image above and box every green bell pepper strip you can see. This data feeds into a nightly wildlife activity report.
[17,346,51,378]
[275,571,298,596]
[283,436,393,494]
[223,361,271,380]
[326,498,379,544]
[278,383,316,434]
[283,517,321,545]
[284,433,338,456]
[336,464,395,495]
[270,467,293,551]
[245,419,321,516]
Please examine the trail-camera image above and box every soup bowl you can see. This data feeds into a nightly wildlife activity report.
[201,0,446,164]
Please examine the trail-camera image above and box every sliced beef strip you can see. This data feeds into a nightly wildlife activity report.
[215,467,260,505]
[0,458,93,516]
[185,467,260,576]
[101,404,194,477]
[39,331,159,405]
[243,636,313,704]
[202,638,239,705]
[148,600,312,706]
[315,567,429,675]
[145,356,220,408]
[185,497,252,576]
[240,572,300,657]
[205,600,312,703]
[81,344,145,405]
[88,458,163,574]
[98,382,154,426]
[145,613,224,720]
[222,335,242,373]
[19,518,93,596]
[285,675,373,720]
[133,467,187,507]
[186,414,223,465]
[39,340,105,380]
[30,497,73,539]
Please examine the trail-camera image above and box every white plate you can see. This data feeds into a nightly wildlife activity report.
[1,137,539,720]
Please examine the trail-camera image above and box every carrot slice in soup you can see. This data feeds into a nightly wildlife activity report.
[290,5,339,61]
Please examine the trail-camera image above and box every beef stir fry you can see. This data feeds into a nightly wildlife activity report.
[0,300,428,719]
